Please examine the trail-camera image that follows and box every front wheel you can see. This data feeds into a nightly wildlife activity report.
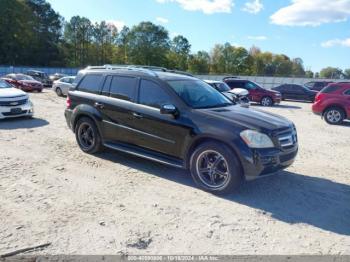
[324,107,345,125]
[190,142,243,195]
[55,87,63,97]
[261,96,273,106]
[75,117,103,153]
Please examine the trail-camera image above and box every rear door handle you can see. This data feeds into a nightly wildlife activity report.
[132,112,143,119]
[94,102,104,109]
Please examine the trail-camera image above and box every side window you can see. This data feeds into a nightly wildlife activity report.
[245,82,257,90]
[321,85,341,94]
[77,74,102,93]
[139,80,172,109]
[110,76,137,101]
[344,89,350,95]
[101,76,112,96]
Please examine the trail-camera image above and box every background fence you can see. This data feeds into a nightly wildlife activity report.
[0,66,343,89]
[0,66,79,76]
[196,75,340,89]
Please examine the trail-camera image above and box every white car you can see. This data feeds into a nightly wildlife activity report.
[52,76,75,96]
[0,79,33,119]
[204,80,250,108]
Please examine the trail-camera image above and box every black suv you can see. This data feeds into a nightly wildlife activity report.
[26,70,53,87]
[65,65,298,194]
[304,81,333,92]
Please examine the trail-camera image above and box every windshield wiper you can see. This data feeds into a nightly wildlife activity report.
[195,103,233,109]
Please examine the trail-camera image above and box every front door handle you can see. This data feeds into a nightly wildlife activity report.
[132,112,143,119]
[94,102,104,109]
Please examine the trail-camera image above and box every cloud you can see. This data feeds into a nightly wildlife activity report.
[155,0,234,14]
[155,17,169,24]
[247,35,267,41]
[270,0,350,26]
[105,20,126,31]
[242,0,263,14]
[321,38,350,47]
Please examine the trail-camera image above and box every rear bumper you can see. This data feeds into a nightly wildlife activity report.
[242,145,298,181]
[64,109,73,130]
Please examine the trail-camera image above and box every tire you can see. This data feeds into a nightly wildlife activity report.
[260,96,273,106]
[55,87,63,97]
[324,107,345,125]
[75,117,103,154]
[190,142,243,195]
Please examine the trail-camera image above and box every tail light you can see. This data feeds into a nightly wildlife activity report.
[315,92,324,102]
[66,96,71,108]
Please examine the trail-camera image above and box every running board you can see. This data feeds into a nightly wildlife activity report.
[103,142,185,169]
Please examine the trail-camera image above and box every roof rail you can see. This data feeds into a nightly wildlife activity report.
[222,76,239,81]
[85,64,194,78]
[85,64,158,77]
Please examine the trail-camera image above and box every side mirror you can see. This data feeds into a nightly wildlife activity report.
[160,104,178,115]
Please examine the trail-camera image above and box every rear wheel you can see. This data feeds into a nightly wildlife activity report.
[261,96,273,106]
[55,87,63,97]
[190,142,243,195]
[324,107,345,125]
[75,117,103,153]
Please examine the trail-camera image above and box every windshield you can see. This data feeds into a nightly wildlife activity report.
[167,80,233,109]
[215,82,231,92]
[16,75,35,81]
[0,80,12,89]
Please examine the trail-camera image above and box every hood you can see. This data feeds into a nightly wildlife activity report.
[198,105,292,132]
[228,88,249,96]
[0,87,27,98]
[19,80,42,85]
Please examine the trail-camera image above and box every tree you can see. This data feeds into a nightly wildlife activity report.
[64,16,93,66]
[343,69,350,79]
[127,22,170,66]
[320,67,343,79]
[167,35,191,70]
[188,51,210,74]
[0,0,34,65]
[25,0,63,66]
[305,70,314,78]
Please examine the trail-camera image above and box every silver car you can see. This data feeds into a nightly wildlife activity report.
[52,76,75,96]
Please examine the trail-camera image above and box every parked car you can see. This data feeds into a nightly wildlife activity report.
[50,73,68,82]
[312,82,350,125]
[0,79,34,119]
[223,77,281,106]
[272,84,318,102]
[26,70,52,87]
[204,80,250,107]
[52,76,75,96]
[2,74,43,92]
[304,81,333,92]
[65,65,298,194]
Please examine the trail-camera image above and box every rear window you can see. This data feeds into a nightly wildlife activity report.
[110,76,137,101]
[321,85,341,94]
[77,74,102,93]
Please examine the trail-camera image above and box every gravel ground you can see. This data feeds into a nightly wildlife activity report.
[0,90,349,255]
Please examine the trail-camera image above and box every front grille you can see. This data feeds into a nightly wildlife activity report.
[3,110,27,116]
[0,99,28,107]
[276,127,298,149]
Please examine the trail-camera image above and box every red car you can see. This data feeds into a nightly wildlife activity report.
[312,82,350,124]
[223,77,281,106]
[2,74,43,92]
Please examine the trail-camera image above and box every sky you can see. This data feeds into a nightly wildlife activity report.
[47,0,350,72]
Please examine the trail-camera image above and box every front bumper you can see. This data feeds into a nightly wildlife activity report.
[0,101,34,119]
[241,144,298,181]
[273,97,281,104]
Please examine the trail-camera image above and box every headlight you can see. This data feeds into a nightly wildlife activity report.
[240,130,274,148]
